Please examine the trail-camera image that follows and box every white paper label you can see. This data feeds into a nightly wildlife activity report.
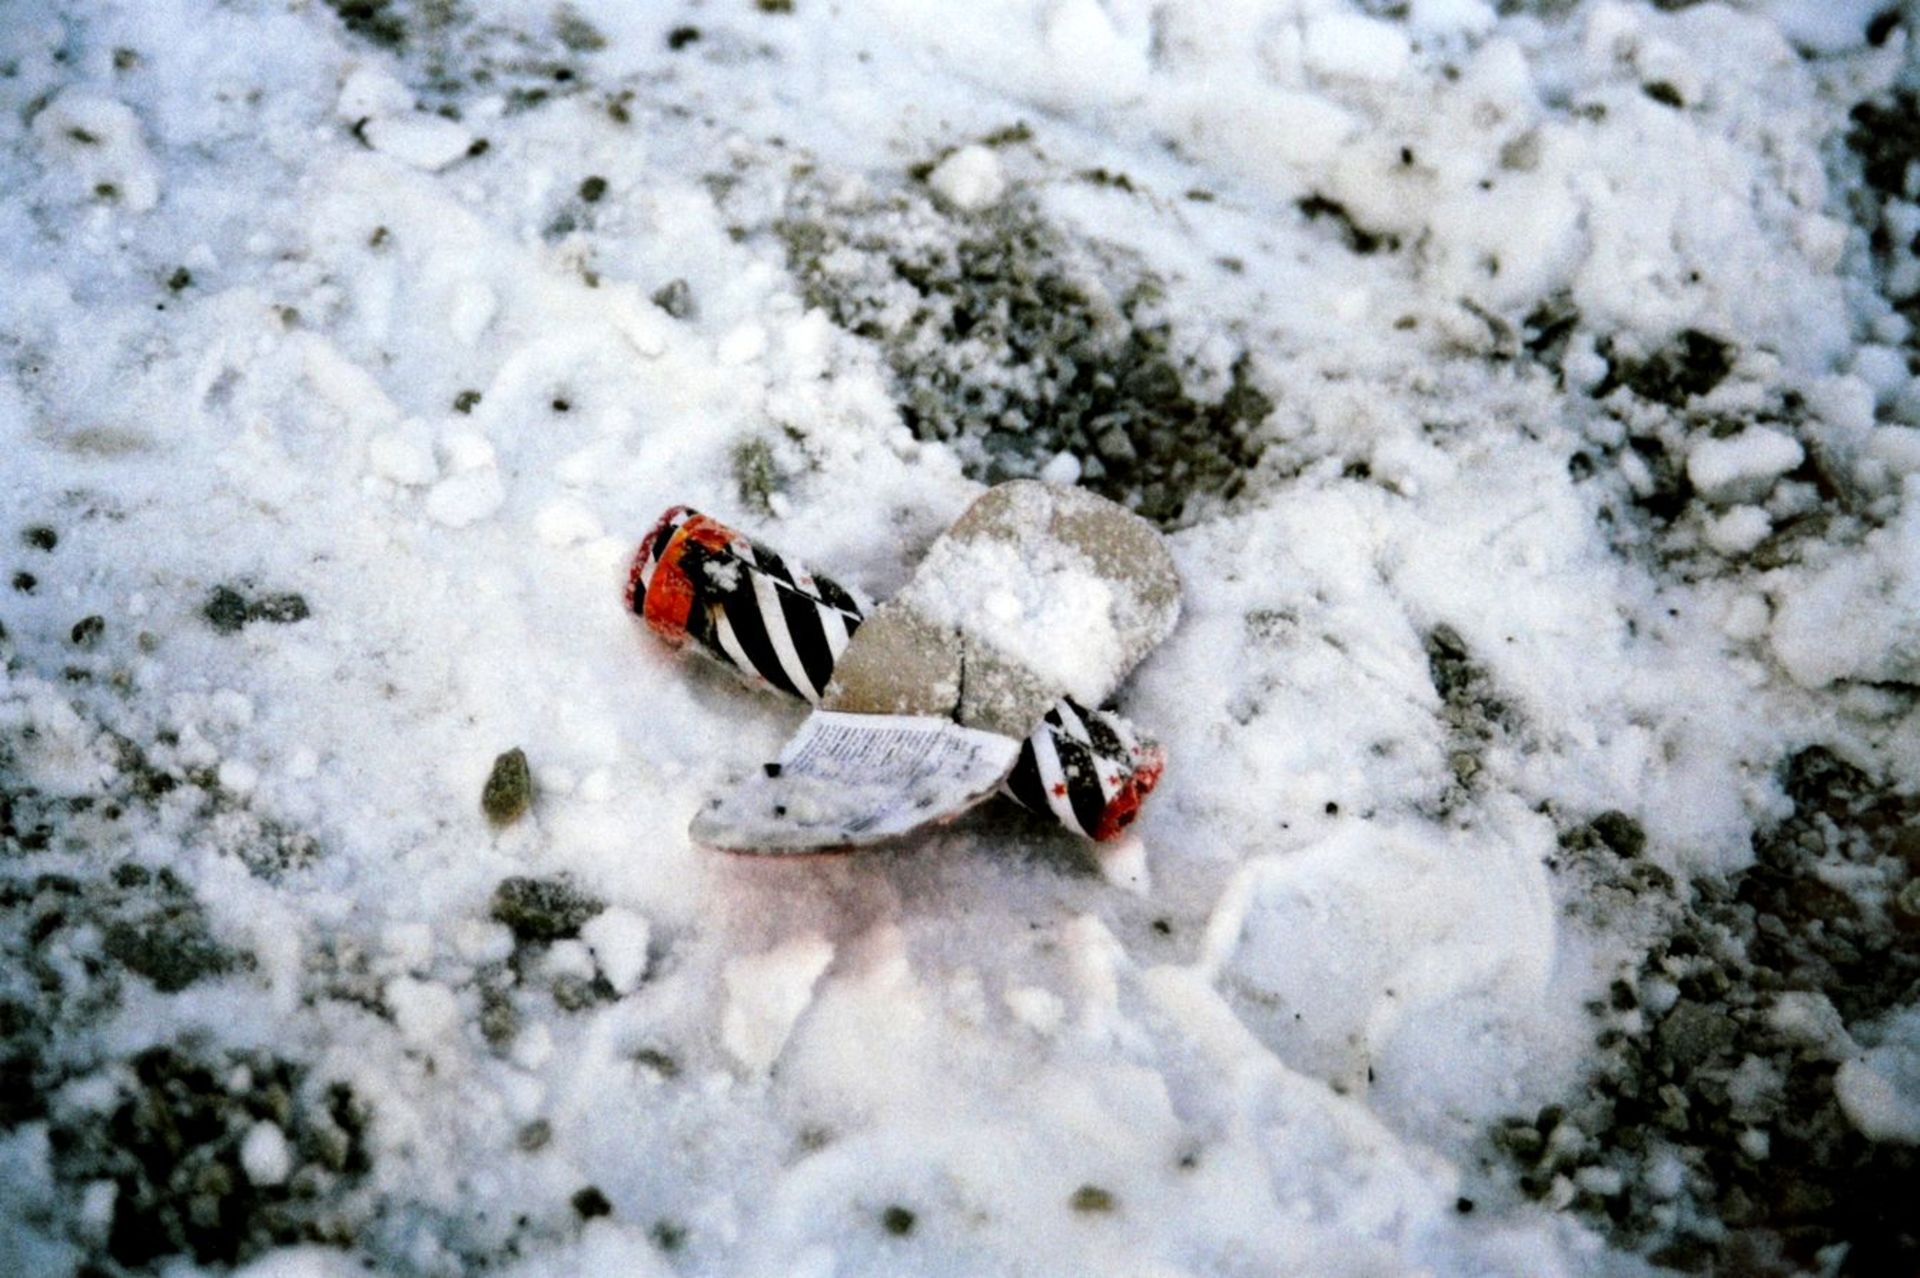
[777,712,1009,785]
[691,712,1021,853]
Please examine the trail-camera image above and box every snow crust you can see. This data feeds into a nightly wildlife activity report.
[2,0,1917,1274]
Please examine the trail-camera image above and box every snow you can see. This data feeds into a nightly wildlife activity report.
[721,935,836,1074]
[901,483,1178,710]
[4,0,1918,1272]
[1302,13,1413,83]
[1004,985,1066,1035]
[1409,0,1497,41]
[1763,0,1898,54]
[1687,426,1805,502]
[386,978,463,1049]
[1199,806,1559,1100]
[913,534,1126,705]
[1834,1009,1920,1143]
[29,90,162,214]
[1769,489,1920,687]
[367,424,439,486]
[335,66,413,122]
[232,1248,368,1278]
[1038,451,1082,486]
[239,1122,293,1187]
[1702,505,1772,556]
[580,908,651,996]
[926,145,1008,212]
[360,115,476,173]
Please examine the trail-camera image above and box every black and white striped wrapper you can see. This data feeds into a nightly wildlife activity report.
[627,507,1164,841]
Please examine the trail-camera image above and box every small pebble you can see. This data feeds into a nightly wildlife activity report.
[1068,1185,1115,1214]
[652,278,695,320]
[482,748,534,826]
[489,875,604,942]
[204,586,249,633]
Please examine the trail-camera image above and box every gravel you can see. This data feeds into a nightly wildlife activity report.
[1494,749,1920,1275]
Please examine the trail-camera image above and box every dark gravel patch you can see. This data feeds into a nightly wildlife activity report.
[1845,89,1920,357]
[1424,624,1520,802]
[777,181,1274,527]
[1493,748,1920,1276]
[48,1045,373,1270]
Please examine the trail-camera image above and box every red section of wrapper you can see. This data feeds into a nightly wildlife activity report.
[623,505,692,615]
[1090,742,1165,842]
[633,510,736,646]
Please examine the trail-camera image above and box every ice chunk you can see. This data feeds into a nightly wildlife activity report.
[1767,991,1853,1057]
[1702,506,1771,557]
[1039,452,1082,485]
[439,431,496,473]
[232,1246,368,1278]
[1762,0,1897,53]
[240,1122,293,1186]
[217,759,259,794]
[299,334,402,428]
[927,145,1007,212]
[369,423,439,486]
[362,115,475,172]
[336,65,412,121]
[1869,427,1920,476]
[426,468,506,527]
[581,908,651,996]
[1835,1033,1920,1143]
[1806,374,1877,441]
[1303,13,1412,82]
[386,978,461,1048]
[721,934,835,1072]
[607,285,670,357]
[1770,502,1920,687]
[1687,427,1803,503]
[1005,986,1065,1035]
[1852,347,1911,405]
[717,323,768,365]
[1409,0,1497,38]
